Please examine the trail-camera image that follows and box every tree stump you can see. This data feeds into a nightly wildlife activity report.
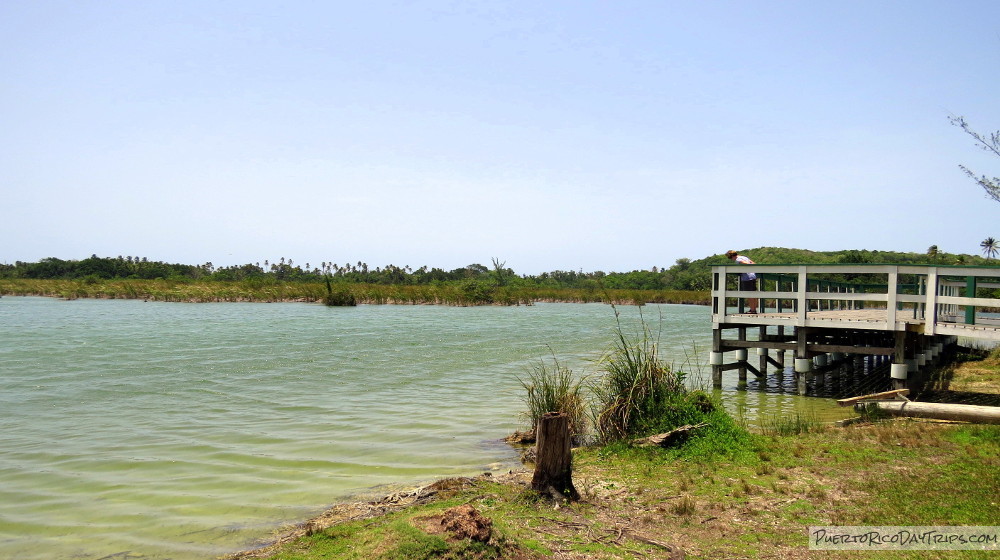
[530,411,579,501]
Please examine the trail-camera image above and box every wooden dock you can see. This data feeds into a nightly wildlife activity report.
[710,264,1000,394]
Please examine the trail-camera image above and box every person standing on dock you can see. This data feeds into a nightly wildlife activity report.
[726,250,758,313]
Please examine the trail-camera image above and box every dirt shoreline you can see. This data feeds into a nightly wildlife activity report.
[220,470,532,560]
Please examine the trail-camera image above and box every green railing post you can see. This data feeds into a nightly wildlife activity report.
[965,276,977,325]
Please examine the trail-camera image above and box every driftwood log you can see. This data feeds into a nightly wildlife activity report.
[530,412,579,501]
[633,423,709,447]
[871,401,1000,424]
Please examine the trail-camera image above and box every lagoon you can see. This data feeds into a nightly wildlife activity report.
[0,297,850,559]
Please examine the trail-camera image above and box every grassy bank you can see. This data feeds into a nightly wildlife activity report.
[0,278,709,306]
[227,421,999,560]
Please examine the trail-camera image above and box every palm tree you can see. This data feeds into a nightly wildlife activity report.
[927,245,939,262]
[982,237,999,259]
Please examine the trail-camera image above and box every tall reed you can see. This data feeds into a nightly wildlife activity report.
[591,306,687,443]
[518,354,587,437]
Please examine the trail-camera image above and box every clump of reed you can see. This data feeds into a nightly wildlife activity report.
[590,308,687,444]
[539,306,756,460]
[518,354,588,438]
[323,275,357,306]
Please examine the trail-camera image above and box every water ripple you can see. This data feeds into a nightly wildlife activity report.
[0,297,840,560]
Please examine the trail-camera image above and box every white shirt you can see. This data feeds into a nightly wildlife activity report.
[734,255,756,281]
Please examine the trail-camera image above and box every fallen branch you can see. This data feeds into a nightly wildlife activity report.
[622,527,685,558]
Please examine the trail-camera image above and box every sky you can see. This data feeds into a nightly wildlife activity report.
[2,1,999,275]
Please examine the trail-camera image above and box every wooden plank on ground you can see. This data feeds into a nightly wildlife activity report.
[837,389,910,407]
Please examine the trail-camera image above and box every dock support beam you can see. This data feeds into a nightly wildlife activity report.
[711,327,722,388]
[892,330,908,391]
[737,327,747,389]
[795,327,810,395]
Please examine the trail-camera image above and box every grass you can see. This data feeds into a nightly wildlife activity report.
[760,411,823,436]
[229,421,1000,560]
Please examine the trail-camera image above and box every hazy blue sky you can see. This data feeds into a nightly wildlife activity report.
[3,1,998,274]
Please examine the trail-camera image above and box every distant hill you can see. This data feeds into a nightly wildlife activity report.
[658,247,997,291]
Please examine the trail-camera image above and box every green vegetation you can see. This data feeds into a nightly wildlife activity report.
[0,277,704,306]
[585,309,756,464]
[3,247,996,304]
[323,274,357,306]
[760,411,823,436]
[517,308,756,467]
[0,254,710,305]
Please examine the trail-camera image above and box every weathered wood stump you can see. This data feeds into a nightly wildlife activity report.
[530,411,579,501]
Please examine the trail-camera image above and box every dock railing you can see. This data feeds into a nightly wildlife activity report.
[711,264,1000,340]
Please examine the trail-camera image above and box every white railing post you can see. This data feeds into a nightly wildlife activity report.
[925,268,939,335]
[886,268,898,326]
[797,266,808,323]
[715,266,727,321]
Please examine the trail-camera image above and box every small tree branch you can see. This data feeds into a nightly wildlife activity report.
[950,116,1000,202]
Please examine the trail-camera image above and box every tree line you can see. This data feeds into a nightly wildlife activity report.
[1,247,995,292]
[0,254,704,291]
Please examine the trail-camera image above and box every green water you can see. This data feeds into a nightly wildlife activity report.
[0,297,851,559]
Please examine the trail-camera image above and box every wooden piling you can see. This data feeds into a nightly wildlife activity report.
[737,326,747,388]
[711,327,722,388]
